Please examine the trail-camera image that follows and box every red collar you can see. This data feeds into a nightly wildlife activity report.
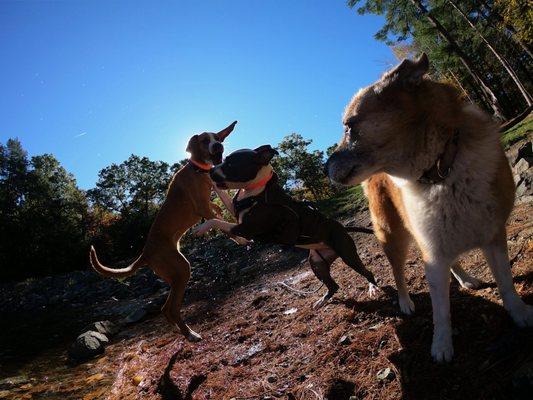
[188,158,212,172]
[244,171,273,191]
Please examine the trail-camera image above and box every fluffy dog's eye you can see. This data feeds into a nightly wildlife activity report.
[350,128,361,141]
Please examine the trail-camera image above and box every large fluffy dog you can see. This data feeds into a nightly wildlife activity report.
[326,54,532,362]
[90,121,237,342]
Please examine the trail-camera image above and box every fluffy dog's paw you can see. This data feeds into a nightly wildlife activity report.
[431,332,454,363]
[398,295,415,315]
[186,330,203,342]
[368,283,379,298]
[458,275,483,290]
[509,304,533,327]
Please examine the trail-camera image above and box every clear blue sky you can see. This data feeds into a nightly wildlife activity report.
[0,1,393,189]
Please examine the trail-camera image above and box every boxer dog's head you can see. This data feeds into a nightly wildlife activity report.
[186,121,237,166]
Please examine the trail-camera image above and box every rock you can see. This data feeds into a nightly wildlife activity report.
[267,375,277,383]
[376,367,395,382]
[0,375,30,389]
[144,295,166,313]
[123,307,148,324]
[514,158,531,180]
[513,361,533,400]
[82,321,118,337]
[515,141,532,165]
[68,331,109,362]
[338,335,351,345]
[516,176,533,201]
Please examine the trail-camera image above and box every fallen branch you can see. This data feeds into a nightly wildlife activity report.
[277,281,324,297]
[499,106,533,132]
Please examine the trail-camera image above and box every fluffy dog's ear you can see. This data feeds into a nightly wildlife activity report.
[397,53,429,85]
[186,135,199,154]
[254,145,279,165]
[217,121,238,142]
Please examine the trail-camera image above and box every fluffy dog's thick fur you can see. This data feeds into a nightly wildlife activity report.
[327,54,532,362]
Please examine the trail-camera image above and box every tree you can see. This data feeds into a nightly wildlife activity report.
[446,0,532,106]
[495,0,533,45]
[348,0,533,119]
[0,139,89,280]
[275,133,330,201]
[88,155,171,215]
[88,155,173,261]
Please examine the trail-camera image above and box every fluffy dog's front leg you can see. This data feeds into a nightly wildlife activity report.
[425,259,454,363]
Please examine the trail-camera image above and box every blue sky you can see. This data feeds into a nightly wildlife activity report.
[0,1,393,189]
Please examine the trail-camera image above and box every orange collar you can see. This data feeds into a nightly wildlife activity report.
[188,158,212,172]
[244,171,273,191]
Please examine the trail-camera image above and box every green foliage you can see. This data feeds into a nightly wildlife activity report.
[501,113,533,149]
[0,134,365,281]
[0,139,89,280]
[316,185,368,218]
[495,0,533,44]
[87,155,171,214]
[274,133,332,201]
[87,155,177,262]
[349,0,533,119]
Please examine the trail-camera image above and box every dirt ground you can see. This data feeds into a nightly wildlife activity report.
[18,202,527,400]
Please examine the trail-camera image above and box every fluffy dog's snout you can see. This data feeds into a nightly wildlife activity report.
[326,149,364,185]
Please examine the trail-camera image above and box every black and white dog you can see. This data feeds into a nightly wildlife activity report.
[192,145,378,308]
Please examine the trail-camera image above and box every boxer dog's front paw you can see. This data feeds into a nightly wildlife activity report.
[192,221,213,236]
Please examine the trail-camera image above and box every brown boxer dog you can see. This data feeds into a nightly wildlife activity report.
[90,121,237,342]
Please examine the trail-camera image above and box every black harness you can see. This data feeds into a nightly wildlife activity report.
[232,174,302,217]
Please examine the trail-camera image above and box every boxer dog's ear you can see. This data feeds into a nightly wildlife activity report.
[186,135,199,153]
[217,121,238,142]
[254,145,279,165]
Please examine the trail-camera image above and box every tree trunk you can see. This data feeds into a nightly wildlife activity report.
[478,0,533,59]
[447,0,532,106]
[463,74,492,112]
[409,0,508,119]
[448,69,473,102]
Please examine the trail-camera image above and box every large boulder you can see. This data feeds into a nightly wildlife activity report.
[68,331,109,362]
[510,140,533,204]
[81,320,119,337]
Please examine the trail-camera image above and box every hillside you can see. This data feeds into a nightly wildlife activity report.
[1,135,532,400]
